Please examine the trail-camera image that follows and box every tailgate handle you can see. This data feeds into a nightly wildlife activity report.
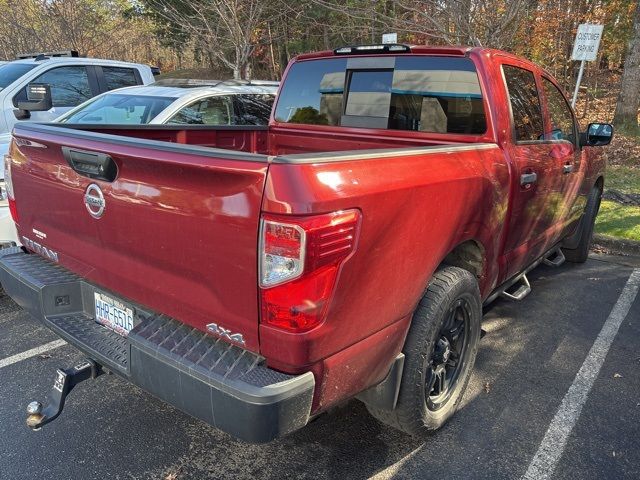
[62,147,117,182]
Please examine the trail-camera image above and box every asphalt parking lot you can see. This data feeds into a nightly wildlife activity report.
[0,254,639,480]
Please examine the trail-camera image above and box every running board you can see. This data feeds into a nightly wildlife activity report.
[501,274,531,301]
[543,248,566,267]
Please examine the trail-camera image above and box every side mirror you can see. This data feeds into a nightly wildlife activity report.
[17,83,52,113]
[581,122,613,147]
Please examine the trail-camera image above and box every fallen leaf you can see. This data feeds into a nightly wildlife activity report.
[38,354,51,359]
[484,382,491,394]
[613,373,623,378]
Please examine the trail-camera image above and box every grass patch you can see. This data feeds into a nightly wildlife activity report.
[606,166,640,194]
[595,200,640,242]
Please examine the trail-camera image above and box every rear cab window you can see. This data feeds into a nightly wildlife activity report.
[274,56,487,134]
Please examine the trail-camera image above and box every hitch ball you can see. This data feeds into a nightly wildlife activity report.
[26,401,44,430]
[27,401,42,415]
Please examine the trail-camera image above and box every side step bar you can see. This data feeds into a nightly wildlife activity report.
[487,245,566,305]
[501,274,531,301]
[543,248,566,267]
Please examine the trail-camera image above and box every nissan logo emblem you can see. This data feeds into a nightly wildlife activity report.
[84,183,105,218]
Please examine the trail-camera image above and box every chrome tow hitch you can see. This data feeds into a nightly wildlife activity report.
[26,359,103,430]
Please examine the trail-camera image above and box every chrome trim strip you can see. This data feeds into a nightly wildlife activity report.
[272,143,499,164]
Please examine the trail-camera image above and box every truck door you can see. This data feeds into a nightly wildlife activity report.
[539,76,585,234]
[12,65,98,121]
[501,64,567,279]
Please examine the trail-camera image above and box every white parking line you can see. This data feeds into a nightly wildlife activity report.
[0,339,67,369]
[523,268,640,480]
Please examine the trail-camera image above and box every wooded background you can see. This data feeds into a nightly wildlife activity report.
[0,0,639,129]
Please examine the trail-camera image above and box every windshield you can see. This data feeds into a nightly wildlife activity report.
[0,63,37,90]
[274,56,487,134]
[60,93,177,124]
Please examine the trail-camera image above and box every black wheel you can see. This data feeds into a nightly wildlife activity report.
[367,266,482,436]
[562,186,602,263]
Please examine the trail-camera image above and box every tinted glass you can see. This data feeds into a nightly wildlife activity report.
[234,94,274,125]
[0,63,37,89]
[503,65,544,142]
[168,96,233,125]
[541,77,576,144]
[61,94,176,124]
[34,66,91,107]
[345,70,393,117]
[103,67,139,91]
[274,56,486,134]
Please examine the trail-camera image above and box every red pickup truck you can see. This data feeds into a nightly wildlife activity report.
[1,44,612,443]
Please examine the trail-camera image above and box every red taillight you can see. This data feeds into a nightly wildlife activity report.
[8,198,18,223]
[259,209,361,332]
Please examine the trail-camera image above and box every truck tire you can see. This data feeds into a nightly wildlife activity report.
[561,186,602,264]
[367,266,482,436]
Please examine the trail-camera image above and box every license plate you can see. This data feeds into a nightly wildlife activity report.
[94,292,134,336]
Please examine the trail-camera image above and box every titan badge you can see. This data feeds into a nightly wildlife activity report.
[21,236,58,262]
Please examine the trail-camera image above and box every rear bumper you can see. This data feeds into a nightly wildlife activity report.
[0,249,314,443]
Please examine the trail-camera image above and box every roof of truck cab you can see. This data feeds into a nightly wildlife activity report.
[294,45,476,61]
[9,56,150,69]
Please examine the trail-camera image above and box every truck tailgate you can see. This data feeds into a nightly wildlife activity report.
[10,123,268,351]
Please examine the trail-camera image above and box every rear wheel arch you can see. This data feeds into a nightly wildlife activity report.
[440,239,486,280]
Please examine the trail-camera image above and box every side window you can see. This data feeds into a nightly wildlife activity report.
[541,77,576,145]
[503,65,544,142]
[234,94,274,125]
[167,96,233,125]
[102,67,139,91]
[33,66,92,107]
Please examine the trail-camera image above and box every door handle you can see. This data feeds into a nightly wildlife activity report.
[520,172,537,186]
[563,164,574,174]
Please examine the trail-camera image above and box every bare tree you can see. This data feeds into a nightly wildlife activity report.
[309,0,534,49]
[613,0,640,130]
[144,0,292,79]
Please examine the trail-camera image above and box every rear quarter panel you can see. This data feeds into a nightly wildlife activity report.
[261,145,510,408]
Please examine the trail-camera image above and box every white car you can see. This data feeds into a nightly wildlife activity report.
[57,80,278,126]
[0,52,154,246]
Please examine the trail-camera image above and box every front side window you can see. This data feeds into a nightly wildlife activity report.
[102,67,139,91]
[33,66,92,107]
[60,94,176,124]
[274,56,487,134]
[168,96,233,125]
[502,65,544,142]
[541,77,576,145]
